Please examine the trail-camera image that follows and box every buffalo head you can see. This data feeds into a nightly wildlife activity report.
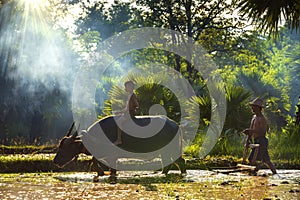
[53,122,84,168]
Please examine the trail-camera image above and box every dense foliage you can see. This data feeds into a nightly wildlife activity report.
[0,0,299,161]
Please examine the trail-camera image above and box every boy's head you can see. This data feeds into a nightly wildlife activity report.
[124,80,135,91]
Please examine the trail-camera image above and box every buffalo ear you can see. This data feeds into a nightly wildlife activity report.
[74,135,82,142]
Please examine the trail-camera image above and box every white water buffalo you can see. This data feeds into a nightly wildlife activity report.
[53,115,186,183]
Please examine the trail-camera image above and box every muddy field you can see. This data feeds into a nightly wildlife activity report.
[0,169,299,200]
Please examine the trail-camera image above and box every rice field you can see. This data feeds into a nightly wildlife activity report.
[0,170,299,200]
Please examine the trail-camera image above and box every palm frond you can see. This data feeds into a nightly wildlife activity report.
[238,0,300,36]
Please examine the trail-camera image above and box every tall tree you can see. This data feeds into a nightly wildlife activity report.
[136,0,247,88]
[75,1,141,40]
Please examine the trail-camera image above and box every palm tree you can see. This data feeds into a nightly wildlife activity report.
[223,85,253,133]
[101,73,182,123]
[238,0,300,35]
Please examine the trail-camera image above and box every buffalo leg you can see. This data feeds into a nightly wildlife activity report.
[161,156,186,175]
[161,137,183,175]
[91,157,105,176]
[174,157,186,174]
[91,157,105,182]
[105,157,118,184]
[161,154,173,175]
[162,164,172,175]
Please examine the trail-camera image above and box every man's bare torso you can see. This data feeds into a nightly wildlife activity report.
[250,115,267,138]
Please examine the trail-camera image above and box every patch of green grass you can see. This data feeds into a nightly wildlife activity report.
[0,154,92,173]
[0,154,54,162]
[1,153,300,173]
[0,144,56,154]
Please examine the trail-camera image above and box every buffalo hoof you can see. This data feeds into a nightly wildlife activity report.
[180,169,187,175]
[162,168,170,175]
[181,172,187,177]
[109,175,117,184]
[93,176,100,182]
[97,171,105,176]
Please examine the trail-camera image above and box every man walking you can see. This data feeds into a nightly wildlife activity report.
[243,98,277,175]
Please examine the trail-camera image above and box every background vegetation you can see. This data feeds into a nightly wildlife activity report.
[0,0,299,164]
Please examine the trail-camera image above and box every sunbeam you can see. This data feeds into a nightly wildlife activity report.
[0,0,76,95]
[0,0,81,142]
[18,0,50,37]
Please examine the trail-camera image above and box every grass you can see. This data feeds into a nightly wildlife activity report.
[0,153,93,173]
[0,152,299,174]
[0,144,56,154]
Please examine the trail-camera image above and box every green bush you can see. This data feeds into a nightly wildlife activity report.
[268,122,300,160]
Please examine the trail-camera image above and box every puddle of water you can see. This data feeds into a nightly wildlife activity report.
[52,169,300,184]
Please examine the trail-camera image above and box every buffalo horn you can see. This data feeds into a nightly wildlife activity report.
[71,124,80,138]
[66,122,75,137]
[72,131,78,138]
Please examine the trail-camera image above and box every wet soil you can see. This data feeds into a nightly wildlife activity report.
[0,170,299,199]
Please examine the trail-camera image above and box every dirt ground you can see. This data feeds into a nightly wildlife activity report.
[0,170,299,200]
